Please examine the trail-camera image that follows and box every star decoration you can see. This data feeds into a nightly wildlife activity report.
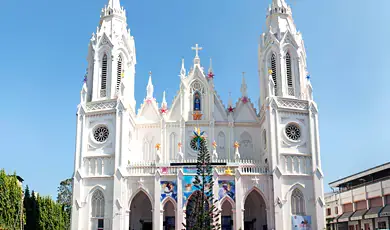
[178,142,182,149]
[160,107,168,114]
[224,167,233,175]
[155,143,161,150]
[137,178,144,188]
[207,72,215,79]
[234,141,240,149]
[121,71,125,78]
[306,75,311,80]
[145,98,153,104]
[228,106,234,113]
[212,141,217,149]
[251,176,260,185]
[192,111,203,120]
[241,97,249,104]
[83,76,87,83]
[268,69,273,75]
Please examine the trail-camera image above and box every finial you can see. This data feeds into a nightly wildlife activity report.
[228,91,233,107]
[180,58,186,77]
[208,58,215,79]
[240,72,248,97]
[107,0,121,9]
[146,72,154,99]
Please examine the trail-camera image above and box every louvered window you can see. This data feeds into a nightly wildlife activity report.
[271,53,278,96]
[116,56,122,91]
[286,52,294,96]
[100,54,108,97]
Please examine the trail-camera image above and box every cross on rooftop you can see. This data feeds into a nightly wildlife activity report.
[191,44,203,58]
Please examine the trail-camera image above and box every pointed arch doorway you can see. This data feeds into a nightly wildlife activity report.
[129,191,153,230]
[220,198,234,230]
[162,198,176,230]
[244,189,267,230]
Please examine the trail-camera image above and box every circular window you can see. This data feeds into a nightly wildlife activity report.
[285,123,301,141]
[190,138,206,152]
[94,126,109,142]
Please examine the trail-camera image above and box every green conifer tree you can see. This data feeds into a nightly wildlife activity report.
[183,128,221,230]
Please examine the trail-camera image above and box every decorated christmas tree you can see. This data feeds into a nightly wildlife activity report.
[183,128,221,230]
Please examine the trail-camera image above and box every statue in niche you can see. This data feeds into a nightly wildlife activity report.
[194,91,201,111]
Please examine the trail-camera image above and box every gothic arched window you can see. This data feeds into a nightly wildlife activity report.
[101,54,108,97]
[291,188,305,215]
[194,91,201,111]
[286,52,294,96]
[271,53,278,96]
[116,55,123,91]
[91,190,105,230]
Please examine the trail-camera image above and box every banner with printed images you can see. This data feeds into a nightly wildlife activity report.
[218,180,235,201]
[160,181,177,202]
[182,175,212,207]
[292,215,312,230]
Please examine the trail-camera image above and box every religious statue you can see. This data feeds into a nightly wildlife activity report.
[194,92,201,111]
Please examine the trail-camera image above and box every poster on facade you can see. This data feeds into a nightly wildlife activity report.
[183,167,197,174]
[291,215,312,230]
[218,180,235,201]
[182,175,212,207]
[160,181,177,202]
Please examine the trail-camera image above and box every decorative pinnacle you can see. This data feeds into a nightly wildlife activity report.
[228,91,233,107]
[162,91,167,107]
[241,72,248,97]
[268,69,273,75]
[146,72,154,99]
[107,0,121,9]
[272,0,288,8]
[180,58,186,77]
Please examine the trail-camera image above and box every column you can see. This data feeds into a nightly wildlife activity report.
[232,209,237,230]
[159,210,164,230]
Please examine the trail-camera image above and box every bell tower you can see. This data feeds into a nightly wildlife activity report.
[259,0,325,229]
[84,0,137,111]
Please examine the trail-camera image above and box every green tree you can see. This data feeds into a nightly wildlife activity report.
[57,178,72,230]
[0,169,23,230]
[183,128,221,230]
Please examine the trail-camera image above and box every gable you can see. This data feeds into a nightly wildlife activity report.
[167,97,181,121]
[213,94,227,121]
[137,102,160,123]
[234,101,258,122]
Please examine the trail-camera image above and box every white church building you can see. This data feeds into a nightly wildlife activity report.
[71,0,326,229]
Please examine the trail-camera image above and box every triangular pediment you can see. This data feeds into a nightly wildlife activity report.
[234,99,258,122]
[98,33,113,48]
[137,100,161,123]
[281,30,298,49]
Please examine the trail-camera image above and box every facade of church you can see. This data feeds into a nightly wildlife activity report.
[70,0,326,229]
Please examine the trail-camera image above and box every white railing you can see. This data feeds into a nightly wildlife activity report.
[83,156,114,176]
[126,159,270,176]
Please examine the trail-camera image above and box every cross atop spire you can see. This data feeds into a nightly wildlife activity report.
[191,44,203,58]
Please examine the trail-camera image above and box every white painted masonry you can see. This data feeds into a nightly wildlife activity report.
[71,0,325,229]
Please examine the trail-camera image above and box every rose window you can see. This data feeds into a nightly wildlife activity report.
[94,126,109,142]
[285,123,301,141]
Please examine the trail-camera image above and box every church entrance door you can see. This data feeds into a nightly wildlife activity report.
[244,189,267,230]
[163,200,175,230]
[129,192,152,230]
[221,200,233,230]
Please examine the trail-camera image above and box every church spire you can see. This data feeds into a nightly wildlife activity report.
[272,0,288,8]
[146,72,154,99]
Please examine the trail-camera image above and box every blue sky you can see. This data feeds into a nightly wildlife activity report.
[1,0,389,197]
